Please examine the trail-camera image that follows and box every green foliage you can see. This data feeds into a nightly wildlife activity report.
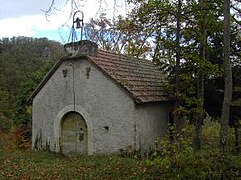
[13,62,56,127]
[147,124,194,169]
[146,122,241,179]
[126,0,241,128]
[0,36,64,130]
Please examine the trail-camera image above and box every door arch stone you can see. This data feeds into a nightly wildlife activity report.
[61,112,88,154]
[53,105,93,155]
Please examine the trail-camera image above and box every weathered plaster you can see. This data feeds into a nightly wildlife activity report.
[75,59,137,154]
[32,58,137,154]
[32,56,171,155]
[135,102,172,154]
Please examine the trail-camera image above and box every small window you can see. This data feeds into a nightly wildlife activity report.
[104,126,109,131]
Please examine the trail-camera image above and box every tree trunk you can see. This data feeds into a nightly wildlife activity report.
[193,0,206,150]
[174,0,182,131]
[194,58,205,150]
[220,0,232,152]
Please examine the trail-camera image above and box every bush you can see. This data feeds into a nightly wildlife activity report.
[146,122,241,179]
[6,126,31,151]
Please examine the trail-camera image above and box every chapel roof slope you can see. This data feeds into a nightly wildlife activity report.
[89,50,169,103]
[28,50,170,104]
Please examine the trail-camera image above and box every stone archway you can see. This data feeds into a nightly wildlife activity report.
[61,112,88,154]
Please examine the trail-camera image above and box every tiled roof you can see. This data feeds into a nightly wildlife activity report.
[28,50,170,104]
[89,50,169,103]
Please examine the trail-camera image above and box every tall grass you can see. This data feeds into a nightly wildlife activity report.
[146,121,241,179]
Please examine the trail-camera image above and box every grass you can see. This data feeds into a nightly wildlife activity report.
[0,150,150,180]
[0,122,241,179]
[1,149,240,180]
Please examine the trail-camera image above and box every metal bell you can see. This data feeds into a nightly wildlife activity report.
[75,17,81,29]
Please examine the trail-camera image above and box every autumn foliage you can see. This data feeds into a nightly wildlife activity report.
[3,126,31,151]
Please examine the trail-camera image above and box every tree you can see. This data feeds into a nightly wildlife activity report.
[0,37,64,130]
[220,0,232,152]
[193,0,206,150]
[84,14,124,52]
[42,0,241,151]
[84,14,152,57]
[231,65,241,153]
[43,0,127,21]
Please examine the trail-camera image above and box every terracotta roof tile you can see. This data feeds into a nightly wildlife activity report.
[90,50,169,103]
[28,49,170,104]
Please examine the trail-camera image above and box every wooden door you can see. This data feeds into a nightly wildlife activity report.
[61,112,87,154]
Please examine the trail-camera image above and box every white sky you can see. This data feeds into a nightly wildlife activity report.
[0,0,128,43]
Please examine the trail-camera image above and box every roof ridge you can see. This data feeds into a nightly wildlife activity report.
[96,50,154,64]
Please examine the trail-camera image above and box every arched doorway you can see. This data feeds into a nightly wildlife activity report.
[61,112,88,154]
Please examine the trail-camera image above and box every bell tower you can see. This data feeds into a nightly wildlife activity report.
[64,11,98,57]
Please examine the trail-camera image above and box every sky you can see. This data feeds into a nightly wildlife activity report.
[0,0,127,43]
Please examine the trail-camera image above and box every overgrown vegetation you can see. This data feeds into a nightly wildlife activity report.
[0,0,241,178]
[0,122,240,179]
[0,37,64,131]
[147,121,241,179]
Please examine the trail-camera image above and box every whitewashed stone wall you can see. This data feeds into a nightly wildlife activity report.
[32,57,170,155]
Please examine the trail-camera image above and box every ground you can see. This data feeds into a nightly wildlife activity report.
[0,150,150,179]
[0,122,241,179]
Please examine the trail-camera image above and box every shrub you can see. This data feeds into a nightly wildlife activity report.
[146,124,194,178]
[146,122,241,179]
[6,126,31,151]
